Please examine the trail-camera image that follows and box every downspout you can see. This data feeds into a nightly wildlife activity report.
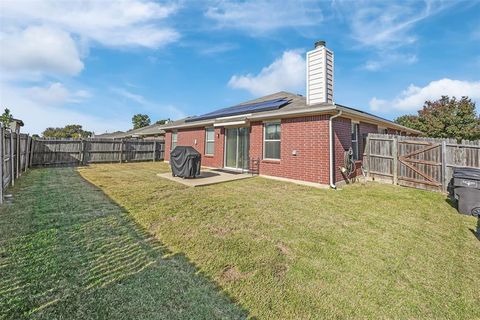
[329,110,342,189]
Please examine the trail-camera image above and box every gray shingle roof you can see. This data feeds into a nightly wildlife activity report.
[161,91,421,134]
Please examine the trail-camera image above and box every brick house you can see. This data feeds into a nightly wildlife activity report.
[162,41,420,187]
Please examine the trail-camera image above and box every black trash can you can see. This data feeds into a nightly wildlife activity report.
[170,146,201,178]
[452,167,480,216]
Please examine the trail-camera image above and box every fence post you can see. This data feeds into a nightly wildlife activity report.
[152,141,156,162]
[441,140,447,193]
[79,139,85,165]
[16,132,20,178]
[24,136,29,172]
[392,136,398,185]
[29,138,35,167]
[10,132,14,186]
[365,135,370,179]
[119,139,122,163]
[0,125,4,204]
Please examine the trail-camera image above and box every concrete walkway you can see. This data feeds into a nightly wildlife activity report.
[157,169,252,187]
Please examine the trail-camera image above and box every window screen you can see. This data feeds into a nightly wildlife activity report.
[264,122,281,160]
[205,127,215,155]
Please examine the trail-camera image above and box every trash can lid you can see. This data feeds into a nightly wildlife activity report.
[453,167,480,180]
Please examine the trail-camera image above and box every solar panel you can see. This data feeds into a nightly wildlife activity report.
[186,98,289,122]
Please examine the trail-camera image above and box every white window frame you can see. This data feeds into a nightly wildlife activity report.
[263,121,281,160]
[205,127,215,155]
[351,122,359,160]
[171,131,177,150]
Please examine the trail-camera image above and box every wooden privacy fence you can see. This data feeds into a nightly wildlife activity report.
[364,133,480,192]
[0,127,33,204]
[31,139,165,167]
[0,134,165,204]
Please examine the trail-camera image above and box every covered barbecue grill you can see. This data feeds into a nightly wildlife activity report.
[170,146,201,178]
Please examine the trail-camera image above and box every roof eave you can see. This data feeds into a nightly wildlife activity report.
[162,104,421,135]
[335,105,422,134]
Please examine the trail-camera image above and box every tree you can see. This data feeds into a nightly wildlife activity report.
[395,96,480,141]
[155,118,170,125]
[42,125,92,139]
[1,108,13,128]
[132,114,151,129]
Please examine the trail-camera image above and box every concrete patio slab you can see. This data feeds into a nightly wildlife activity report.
[157,169,252,187]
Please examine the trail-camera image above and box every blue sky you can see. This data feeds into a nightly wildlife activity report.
[1,0,479,134]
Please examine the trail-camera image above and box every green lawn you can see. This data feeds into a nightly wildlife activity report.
[0,167,247,319]
[1,163,479,319]
[77,162,480,319]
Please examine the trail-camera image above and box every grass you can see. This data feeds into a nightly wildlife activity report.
[0,167,248,319]
[75,162,480,319]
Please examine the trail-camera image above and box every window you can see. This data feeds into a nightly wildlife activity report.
[205,127,215,155]
[171,131,177,150]
[378,126,388,134]
[351,122,359,160]
[264,122,281,160]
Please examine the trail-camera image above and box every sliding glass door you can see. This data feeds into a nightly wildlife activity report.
[224,127,249,170]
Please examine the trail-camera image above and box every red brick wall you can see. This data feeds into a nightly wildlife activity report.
[333,120,381,182]
[250,116,330,184]
[165,131,171,161]
[164,127,224,167]
[163,116,408,185]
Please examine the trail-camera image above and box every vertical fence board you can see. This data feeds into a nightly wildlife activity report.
[365,134,480,192]
[29,138,164,166]
[0,126,3,204]
[10,133,14,186]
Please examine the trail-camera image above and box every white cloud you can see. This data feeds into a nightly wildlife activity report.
[228,50,305,96]
[25,82,91,105]
[333,0,455,70]
[0,26,84,78]
[0,1,181,134]
[0,1,179,80]
[110,86,186,120]
[369,78,480,111]
[0,82,130,134]
[199,43,237,55]
[110,87,149,105]
[205,0,323,34]
[364,53,417,71]
[0,0,179,49]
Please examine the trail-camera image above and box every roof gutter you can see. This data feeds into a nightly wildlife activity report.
[329,110,342,189]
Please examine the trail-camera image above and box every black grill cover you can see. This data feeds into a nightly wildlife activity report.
[170,146,201,178]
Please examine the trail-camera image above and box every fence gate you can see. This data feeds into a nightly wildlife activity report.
[365,134,480,193]
[397,140,443,191]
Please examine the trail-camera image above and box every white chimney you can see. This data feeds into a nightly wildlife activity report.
[306,40,334,105]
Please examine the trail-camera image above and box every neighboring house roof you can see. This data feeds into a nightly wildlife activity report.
[162,91,421,134]
[130,123,166,137]
[11,118,24,126]
[94,122,168,139]
[94,131,128,139]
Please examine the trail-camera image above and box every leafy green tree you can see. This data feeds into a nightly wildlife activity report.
[395,96,480,141]
[132,114,151,129]
[42,125,92,139]
[1,108,13,128]
[155,118,170,125]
